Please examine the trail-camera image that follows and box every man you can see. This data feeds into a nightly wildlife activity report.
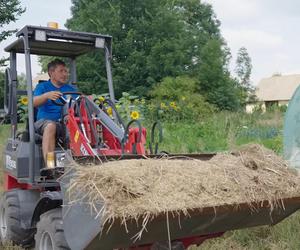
[33,59,76,168]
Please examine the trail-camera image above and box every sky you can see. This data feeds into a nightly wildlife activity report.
[0,0,72,77]
[206,0,300,85]
[1,0,300,85]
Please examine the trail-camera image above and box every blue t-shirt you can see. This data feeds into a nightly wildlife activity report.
[34,80,76,121]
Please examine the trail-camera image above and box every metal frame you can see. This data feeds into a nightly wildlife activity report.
[4,26,116,185]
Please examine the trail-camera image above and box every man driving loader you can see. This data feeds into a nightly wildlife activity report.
[33,59,76,168]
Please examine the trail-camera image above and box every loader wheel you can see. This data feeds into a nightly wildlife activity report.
[35,208,70,250]
[0,190,34,246]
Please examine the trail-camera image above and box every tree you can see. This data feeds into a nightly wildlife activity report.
[235,47,252,88]
[197,39,241,110]
[150,75,215,120]
[0,0,25,66]
[66,1,222,93]
[0,71,4,108]
[0,0,24,107]
[64,0,243,111]
[235,47,255,104]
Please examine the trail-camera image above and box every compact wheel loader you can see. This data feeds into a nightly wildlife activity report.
[1,25,300,250]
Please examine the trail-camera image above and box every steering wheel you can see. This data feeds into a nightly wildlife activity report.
[51,91,82,106]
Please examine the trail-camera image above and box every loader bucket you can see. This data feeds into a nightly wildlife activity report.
[60,165,300,250]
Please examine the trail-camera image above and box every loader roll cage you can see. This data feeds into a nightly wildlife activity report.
[4,25,116,185]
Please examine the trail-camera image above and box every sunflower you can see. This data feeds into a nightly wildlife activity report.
[21,96,28,105]
[107,107,113,116]
[170,101,176,108]
[160,102,167,109]
[130,111,140,120]
[98,96,105,102]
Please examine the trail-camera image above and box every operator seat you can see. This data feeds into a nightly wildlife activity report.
[20,107,42,143]
[20,80,64,144]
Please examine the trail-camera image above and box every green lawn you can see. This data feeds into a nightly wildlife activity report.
[1,111,300,249]
[0,124,10,188]
[199,212,300,250]
[158,111,283,154]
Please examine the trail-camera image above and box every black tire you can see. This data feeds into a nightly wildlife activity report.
[0,190,34,246]
[35,208,70,250]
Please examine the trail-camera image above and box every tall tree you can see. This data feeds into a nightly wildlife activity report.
[235,47,252,88]
[0,0,24,108]
[0,71,4,108]
[235,47,255,104]
[65,0,241,110]
[66,1,221,91]
[0,0,25,66]
[197,39,241,110]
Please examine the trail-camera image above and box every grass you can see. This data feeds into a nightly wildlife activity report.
[198,212,300,250]
[158,111,283,154]
[0,125,10,188]
[1,111,300,249]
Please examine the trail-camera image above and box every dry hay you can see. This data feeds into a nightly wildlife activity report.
[65,144,300,233]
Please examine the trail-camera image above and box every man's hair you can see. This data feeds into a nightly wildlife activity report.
[47,59,66,76]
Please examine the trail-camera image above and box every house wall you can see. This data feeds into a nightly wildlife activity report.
[279,100,289,106]
[246,100,288,113]
[246,102,265,113]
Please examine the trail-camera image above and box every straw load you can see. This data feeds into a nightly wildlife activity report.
[66,144,300,229]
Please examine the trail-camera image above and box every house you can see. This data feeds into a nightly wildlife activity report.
[32,73,49,89]
[247,74,300,112]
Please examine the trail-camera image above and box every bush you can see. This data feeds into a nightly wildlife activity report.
[148,76,215,121]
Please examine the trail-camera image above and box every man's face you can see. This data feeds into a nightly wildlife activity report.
[50,64,68,85]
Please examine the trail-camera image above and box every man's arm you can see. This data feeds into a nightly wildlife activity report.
[33,91,62,107]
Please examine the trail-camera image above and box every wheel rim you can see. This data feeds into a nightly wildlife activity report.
[40,231,54,250]
[0,206,7,239]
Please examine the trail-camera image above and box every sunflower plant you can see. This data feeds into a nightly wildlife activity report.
[92,93,109,105]
[148,76,215,121]
[92,92,143,124]
[117,92,143,123]
[18,95,28,122]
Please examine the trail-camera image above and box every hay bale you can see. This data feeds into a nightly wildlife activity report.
[66,144,300,224]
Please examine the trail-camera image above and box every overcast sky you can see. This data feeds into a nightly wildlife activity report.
[206,0,300,84]
[0,0,72,77]
[1,0,299,85]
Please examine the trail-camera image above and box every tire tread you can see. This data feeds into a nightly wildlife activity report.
[35,208,70,250]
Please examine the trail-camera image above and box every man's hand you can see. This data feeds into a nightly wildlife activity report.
[45,91,62,101]
[34,91,62,107]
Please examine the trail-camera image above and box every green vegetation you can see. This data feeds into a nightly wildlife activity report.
[199,211,300,250]
[0,0,25,67]
[65,0,223,97]
[0,125,10,168]
[155,111,283,154]
[0,0,25,110]
[33,0,244,111]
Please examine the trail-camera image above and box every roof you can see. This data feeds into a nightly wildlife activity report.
[4,25,112,57]
[256,74,300,101]
[32,73,49,89]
